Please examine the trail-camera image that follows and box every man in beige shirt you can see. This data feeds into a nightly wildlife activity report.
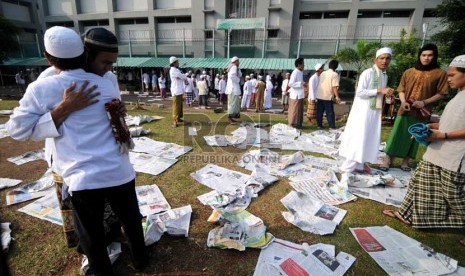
[316,60,341,129]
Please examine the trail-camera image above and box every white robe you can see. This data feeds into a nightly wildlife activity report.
[338,67,387,164]
[264,79,273,109]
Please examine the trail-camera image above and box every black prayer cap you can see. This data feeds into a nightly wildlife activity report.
[84,28,118,53]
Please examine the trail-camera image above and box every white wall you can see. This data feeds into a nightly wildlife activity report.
[157,23,193,41]
[422,18,444,38]
[204,0,214,9]
[116,0,148,11]
[1,2,31,22]
[46,0,73,16]
[156,0,191,9]
[269,11,280,27]
[355,18,410,39]
[205,14,216,29]
[119,24,151,42]
[270,0,281,5]
[300,19,348,39]
[79,0,108,13]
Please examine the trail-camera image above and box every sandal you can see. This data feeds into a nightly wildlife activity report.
[379,157,391,172]
[382,209,411,225]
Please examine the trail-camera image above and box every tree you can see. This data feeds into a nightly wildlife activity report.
[0,16,21,64]
[387,28,421,89]
[333,40,381,88]
[431,0,465,59]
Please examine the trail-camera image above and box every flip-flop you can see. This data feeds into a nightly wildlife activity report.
[401,166,412,172]
[382,209,411,225]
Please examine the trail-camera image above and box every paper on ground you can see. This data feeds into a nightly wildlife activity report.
[7,149,45,165]
[269,123,300,145]
[207,209,274,251]
[254,239,355,276]
[289,172,357,205]
[0,178,22,190]
[125,115,164,126]
[0,110,13,115]
[6,169,54,205]
[132,137,192,159]
[129,152,177,176]
[188,127,197,136]
[231,126,269,145]
[197,186,254,214]
[0,124,9,139]
[136,185,171,217]
[18,191,62,225]
[191,164,250,194]
[144,205,192,246]
[203,135,246,148]
[1,223,12,250]
[129,127,151,137]
[81,242,122,270]
[351,225,458,275]
[281,191,347,235]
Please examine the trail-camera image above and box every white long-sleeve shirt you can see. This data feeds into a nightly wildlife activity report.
[6,69,135,192]
[170,66,188,96]
[308,73,320,101]
[226,65,242,96]
[219,79,226,94]
[288,68,304,100]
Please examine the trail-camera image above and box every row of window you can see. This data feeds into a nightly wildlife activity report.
[300,9,437,20]
[47,16,192,28]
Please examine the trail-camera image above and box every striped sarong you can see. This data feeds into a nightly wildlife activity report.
[398,160,465,228]
[306,100,317,120]
[228,93,241,118]
[185,92,193,104]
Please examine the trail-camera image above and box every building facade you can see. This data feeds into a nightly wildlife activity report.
[0,0,444,59]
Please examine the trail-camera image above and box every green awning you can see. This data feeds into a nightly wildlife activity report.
[2,57,48,66]
[114,57,334,71]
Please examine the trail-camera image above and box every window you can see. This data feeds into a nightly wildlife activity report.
[300,12,322,19]
[205,30,213,39]
[157,17,191,23]
[323,11,349,19]
[226,0,256,19]
[423,9,437,18]
[46,21,74,28]
[82,20,109,27]
[118,18,148,24]
[383,10,411,18]
[268,29,278,38]
[357,10,382,18]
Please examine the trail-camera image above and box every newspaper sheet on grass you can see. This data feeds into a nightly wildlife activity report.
[231,126,269,145]
[254,239,355,276]
[129,152,177,176]
[132,137,192,159]
[302,155,343,173]
[207,209,274,251]
[191,164,278,195]
[125,115,164,126]
[203,135,246,148]
[0,178,22,190]
[289,172,357,205]
[129,127,151,137]
[18,190,62,225]
[269,123,300,145]
[6,169,54,205]
[144,205,192,245]
[348,168,411,207]
[281,191,347,235]
[0,124,9,139]
[351,225,458,275]
[135,185,171,217]
[1,223,12,250]
[282,130,341,157]
[7,149,45,165]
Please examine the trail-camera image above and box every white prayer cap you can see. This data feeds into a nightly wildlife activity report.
[250,73,254,77]
[231,56,239,63]
[245,76,250,80]
[449,55,465,68]
[285,72,291,76]
[169,56,178,64]
[202,70,206,74]
[314,63,324,71]
[376,47,393,58]
[44,26,83,58]
[258,75,263,80]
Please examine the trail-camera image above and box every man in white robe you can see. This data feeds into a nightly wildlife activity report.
[338,47,394,187]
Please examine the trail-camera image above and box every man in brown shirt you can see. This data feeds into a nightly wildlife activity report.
[255,75,266,112]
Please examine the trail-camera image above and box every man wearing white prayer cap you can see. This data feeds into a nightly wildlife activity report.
[382,43,448,172]
[338,47,395,192]
[306,63,324,123]
[6,26,148,275]
[169,56,188,127]
[225,56,242,124]
[383,55,465,229]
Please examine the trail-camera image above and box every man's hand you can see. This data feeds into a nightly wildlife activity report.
[62,81,100,113]
[379,87,393,96]
[425,129,446,141]
[51,81,100,128]
[411,100,426,109]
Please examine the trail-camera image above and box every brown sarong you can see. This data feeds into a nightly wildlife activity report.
[288,98,303,128]
[172,94,183,121]
[54,172,79,248]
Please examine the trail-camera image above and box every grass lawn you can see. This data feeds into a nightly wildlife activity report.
[0,99,463,275]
